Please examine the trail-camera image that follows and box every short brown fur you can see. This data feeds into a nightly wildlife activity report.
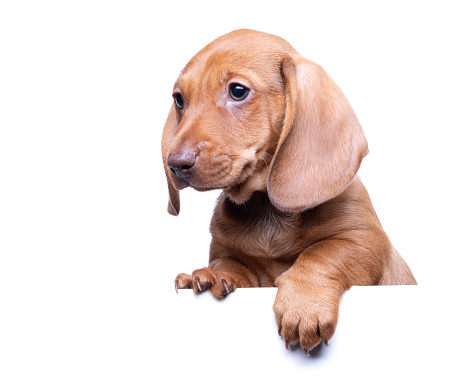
[162,29,416,354]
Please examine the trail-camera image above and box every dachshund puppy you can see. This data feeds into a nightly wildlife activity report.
[161,29,417,355]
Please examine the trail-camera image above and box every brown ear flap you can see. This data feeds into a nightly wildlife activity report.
[268,57,368,212]
[161,106,180,216]
[166,179,180,216]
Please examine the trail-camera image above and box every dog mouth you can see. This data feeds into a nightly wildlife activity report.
[193,161,253,191]
[170,153,257,192]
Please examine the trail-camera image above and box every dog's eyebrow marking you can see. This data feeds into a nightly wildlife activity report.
[219,68,262,91]
[172,81,181,95]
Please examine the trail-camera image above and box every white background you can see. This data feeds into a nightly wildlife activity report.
[1,0,454,378]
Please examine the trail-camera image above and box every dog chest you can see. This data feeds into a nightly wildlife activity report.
[212,192,307,260]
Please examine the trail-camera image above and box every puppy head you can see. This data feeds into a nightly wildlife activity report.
[161,29,367,215]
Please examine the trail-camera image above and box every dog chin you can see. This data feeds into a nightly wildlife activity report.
[171,173,229,191]
[184,169,267,203]
[190,180,239,193]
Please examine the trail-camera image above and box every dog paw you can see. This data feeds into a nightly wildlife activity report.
[174,267,238,299]
[273,277,341,355]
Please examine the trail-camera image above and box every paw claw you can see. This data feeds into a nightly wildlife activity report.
[304,349,310,357]
[195,277,202,292]
[221,278,230,293]
[174,279,179,294]
[324,339,330,347]
[220,277,234,296]
[278,327,282,337]
[285,341,289,350]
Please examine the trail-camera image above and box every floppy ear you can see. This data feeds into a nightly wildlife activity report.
[161,105,180,216]
[268,57,368,212]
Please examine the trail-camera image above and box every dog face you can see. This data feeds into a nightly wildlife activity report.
[161,31,290,214]
[162,29,368,215]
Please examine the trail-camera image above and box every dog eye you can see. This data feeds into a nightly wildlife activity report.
[229,84,249,101]
[174,93,184,109]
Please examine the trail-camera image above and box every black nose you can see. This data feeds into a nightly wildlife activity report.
[167,151,196,180]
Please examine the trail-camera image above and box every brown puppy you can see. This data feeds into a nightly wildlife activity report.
[162,29,416,355]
